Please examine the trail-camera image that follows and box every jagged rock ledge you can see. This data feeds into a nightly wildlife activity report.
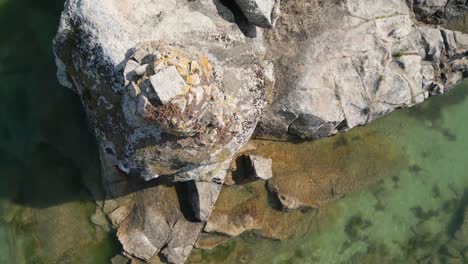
[53,0,468,263]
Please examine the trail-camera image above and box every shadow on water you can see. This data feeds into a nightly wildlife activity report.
[447,189,468,238]
[0,0,102,208]
[406,81,468,123]
[0,1,120,263]
[404,81,468,141]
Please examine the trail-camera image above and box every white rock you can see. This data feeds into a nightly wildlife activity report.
[150,66,186,104]
[190,86,205,105]
[171,97,187,112]
[249,155,273,180]
[134,64,149,75]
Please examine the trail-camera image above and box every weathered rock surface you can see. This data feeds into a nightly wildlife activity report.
[54,0,266,183]
[53,0,468,263]
[255,0,468,140]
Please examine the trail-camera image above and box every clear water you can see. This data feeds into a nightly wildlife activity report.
[0,1,119,263]
[1,1,468,263]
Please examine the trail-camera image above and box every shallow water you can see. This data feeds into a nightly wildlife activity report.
[1,1,468,263]
[189,82,468,263]
[0,1,119,263]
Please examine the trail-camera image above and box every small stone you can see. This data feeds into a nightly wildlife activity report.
[189,181,223,222]
[187,93,194,105]
[127,82,141,97]
[124,60,140,86]
[203,85,212,96]
[248,155,273,180]
[137,96,150,117]
[171,97,187,112]
[234,0,276,28]
[134,64,149,75]
[195,233,231,250]
[212,113,226,128]
[153,60,166,72]
[90,207,111,232]
[187,74,201,86]
[149,66,187,104]
[167,58,182,67]
[190,60,201,74]
[111,254,130,264]
[190,86,205,105]
[224,172,235,186]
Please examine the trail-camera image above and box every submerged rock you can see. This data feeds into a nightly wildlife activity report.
[194,233,232,250]
[111,254,130,264]
[202,131,407,242]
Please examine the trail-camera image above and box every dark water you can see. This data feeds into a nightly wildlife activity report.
[0,1,118,263]
[1,1,468,263]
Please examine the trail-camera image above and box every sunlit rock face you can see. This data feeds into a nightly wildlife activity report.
[53,0,267,183]
[255,0,468,140]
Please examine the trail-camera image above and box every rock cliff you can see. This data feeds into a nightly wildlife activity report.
[53,0,468,263]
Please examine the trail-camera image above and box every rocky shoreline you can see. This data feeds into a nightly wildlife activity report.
[53,0,468,263]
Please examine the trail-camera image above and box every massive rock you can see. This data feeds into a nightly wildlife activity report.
[53,0,468,263]
[54,0,267,263]
[54,3,266,182]
[255,0,468,140]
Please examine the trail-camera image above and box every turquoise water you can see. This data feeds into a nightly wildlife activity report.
[1,0,468,263]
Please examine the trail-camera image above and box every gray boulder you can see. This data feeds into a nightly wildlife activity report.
[235,0,277,28]
[248,155,273,180]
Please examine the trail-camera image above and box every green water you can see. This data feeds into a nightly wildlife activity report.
[1,0,468,263]
[0,0,119,263]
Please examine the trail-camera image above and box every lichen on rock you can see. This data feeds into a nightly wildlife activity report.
[122,42,241,180]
